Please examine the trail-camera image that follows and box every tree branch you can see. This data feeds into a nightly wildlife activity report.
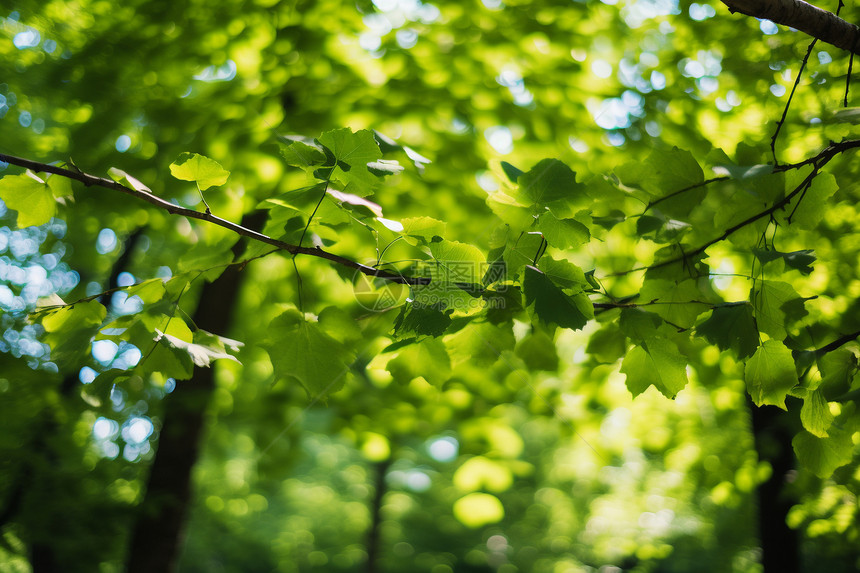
[0,153,428,286]
[720,0,860,55]
[613,138,860,276]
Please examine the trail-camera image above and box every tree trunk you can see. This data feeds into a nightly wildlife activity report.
[125,213,264,573]
[750,400,800,573]
[366,459,392,573]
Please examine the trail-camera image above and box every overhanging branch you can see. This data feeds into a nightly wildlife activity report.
[721,0,860,54]
[0,153,427,286]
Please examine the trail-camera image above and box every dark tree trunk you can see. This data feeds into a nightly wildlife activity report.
[750,400,800,573]
[365,459,392,573]
[125,213,264,573]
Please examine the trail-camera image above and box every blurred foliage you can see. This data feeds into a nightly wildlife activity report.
[1,0,860,572]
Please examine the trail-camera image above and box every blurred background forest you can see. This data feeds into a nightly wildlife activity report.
[1,0,859,572]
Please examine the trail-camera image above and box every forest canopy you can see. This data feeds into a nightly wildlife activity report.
[1,0,860,572]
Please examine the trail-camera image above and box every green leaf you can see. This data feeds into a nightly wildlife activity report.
[176,237,238,281]
[446,321,515,367]
[0,172,55,227]
[154,328,243,368]
[752,248,815,275]
[638,279,709,329]
[585,324,627,363]
[393,303,452,338]
[41,300,107,369]
[781,172,838,230]
[108,167,151,193]
[711,163,774,181]
[504,233,545,277]
[523,265,592,330]
[829,107,860,124]
[620,337,688,398]
[619,308,662,343]
[515,329,559,371]
[515,158,584,207]
[169,152,230,190]
[696,304,758,359]
[386,338,451,385]
[501,161,523,183]
[400,216,446,243]
[800,389,834,438]
[367,158,405,176]
[538,257,587,289]
[143,316,195,380]
[487,191,534,229]
[818,349,858,397]
[793,427,854,478]
[373,130,431,172]
[278,135,328,168]
[327,188,383,217]
[125,278,168,305]
[264,308,355,399]
[744,340,798,409]
[751,280,806,340]
[318,128,383,195]
[616,147,704,217]
[537,211,590,248]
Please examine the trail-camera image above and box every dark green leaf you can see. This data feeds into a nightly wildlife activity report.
[696,304,758,359]
[523,265,592,330]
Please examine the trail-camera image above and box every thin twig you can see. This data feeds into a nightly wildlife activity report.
[643,176,729,213]
[771,38,817,165]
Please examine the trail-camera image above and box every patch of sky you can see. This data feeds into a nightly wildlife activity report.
[12,27,40,49]
[484,126,514,154]
[116,134,132,153]
[428,436,459,462]
[622,0,680,29]
[194,60,237,82]
[591,90,644,130]
[760,19,778,35]
[689,3,715,20]
[96,227,117,254]
[496,68,535,107]
[716,90,742,112]
[360,0,441,54]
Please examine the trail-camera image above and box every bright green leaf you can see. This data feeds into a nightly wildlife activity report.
[516,158,584,206]
[108,167,152,193]
[745,340,798,409]
[638,279,709,329]
[169,152,230,190]
[751,280,805,340]
[318,128,383,195]
[0,172,55,227]
[154,328,243,368]
[621,337,688,398]
[793,427,854,478]
[537,211,590,248]
[800,389,834,438]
